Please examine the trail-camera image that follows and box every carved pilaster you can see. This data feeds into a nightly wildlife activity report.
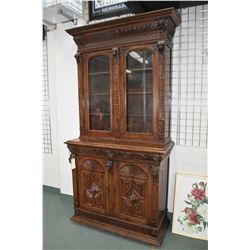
[80,54,87,134]
[112,47,121,137]
[157,40,166,141]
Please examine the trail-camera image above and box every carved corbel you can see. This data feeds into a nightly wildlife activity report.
[151,164,160,176]
[111,47,118,56]
[105,160,113,171]
[157,41,165,53]
[68,152,75,164]
[73,34,85,46]
[74,52,80,63]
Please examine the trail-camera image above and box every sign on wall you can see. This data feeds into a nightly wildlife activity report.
[89,0,130,20]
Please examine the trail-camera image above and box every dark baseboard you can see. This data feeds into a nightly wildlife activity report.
[43,185,60,193]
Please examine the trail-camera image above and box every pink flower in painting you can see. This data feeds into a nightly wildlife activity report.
[178,181,208,234]
[188,211,199,225]
[191,188,205,201]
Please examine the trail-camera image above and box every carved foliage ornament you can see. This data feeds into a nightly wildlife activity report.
[73,34,85,46]
[119,163,147,177]
[157,41,166,53]
[72,18,175,46]
[150,165,160,176]
[67,144,169,164]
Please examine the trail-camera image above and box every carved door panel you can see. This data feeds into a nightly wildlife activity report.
[114,162,151,224]
[78,158,109,214]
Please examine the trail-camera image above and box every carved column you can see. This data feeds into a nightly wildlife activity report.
[157,41,166,141]
[112,47,121,137]
[74,52,85,136]
[150,160,160,226]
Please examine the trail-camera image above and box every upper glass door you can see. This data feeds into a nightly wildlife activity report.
[125,49,153,134]
[88,55,111,131]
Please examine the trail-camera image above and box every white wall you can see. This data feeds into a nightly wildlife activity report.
[43,19,87,194]
[43,31,60,188]
[168,146,207,212]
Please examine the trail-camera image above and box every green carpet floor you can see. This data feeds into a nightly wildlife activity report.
[43,186,208,250]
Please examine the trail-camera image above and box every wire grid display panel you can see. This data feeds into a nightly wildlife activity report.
[171,5,208,147]
[43,0,82,12]
[43,38,53,154]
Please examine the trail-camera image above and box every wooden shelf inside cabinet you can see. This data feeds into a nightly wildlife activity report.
[89,71,109,76]
[128,114,152,117]
[91,92,110,96]
[65,7,180,247]
[90,113,110,116]
[126,68,153,72]
[127,92,152,95]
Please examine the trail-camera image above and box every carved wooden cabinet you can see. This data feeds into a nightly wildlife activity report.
[65,8,180,246]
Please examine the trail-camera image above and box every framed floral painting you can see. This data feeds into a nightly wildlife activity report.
[172,173,208,240]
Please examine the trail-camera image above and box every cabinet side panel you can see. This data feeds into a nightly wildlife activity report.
[72,168,79,207]
[158,157,169,211]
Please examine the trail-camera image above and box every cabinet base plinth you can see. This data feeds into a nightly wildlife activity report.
[71,213,169,246]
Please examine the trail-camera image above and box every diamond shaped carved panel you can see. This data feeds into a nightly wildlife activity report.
[118,163,148,221]
[79,159,106,213]
[85,183,100,199]
[123,190,141,207]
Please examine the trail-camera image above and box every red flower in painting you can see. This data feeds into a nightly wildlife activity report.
[188,211,199,225]
[191,188,205,201]
[184,207,190,213]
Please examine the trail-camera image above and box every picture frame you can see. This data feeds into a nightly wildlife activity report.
[172,173,208,240]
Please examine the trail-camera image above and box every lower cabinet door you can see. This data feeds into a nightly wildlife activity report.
[114,161,151,224]
[77,157,109,214]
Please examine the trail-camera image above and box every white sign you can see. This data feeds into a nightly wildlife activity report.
[94,0,127,9]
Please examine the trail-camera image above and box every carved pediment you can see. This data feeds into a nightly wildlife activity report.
[72,18,176,47]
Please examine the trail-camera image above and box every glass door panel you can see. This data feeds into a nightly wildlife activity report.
[88,55,111,131]
[126,50,153,133]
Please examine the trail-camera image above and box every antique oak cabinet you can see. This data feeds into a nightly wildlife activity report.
[65,8,180,246]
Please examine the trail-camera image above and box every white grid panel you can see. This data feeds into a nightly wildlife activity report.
[171,5,208,147]
[43,37,53,154]
[43,0,82,12]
